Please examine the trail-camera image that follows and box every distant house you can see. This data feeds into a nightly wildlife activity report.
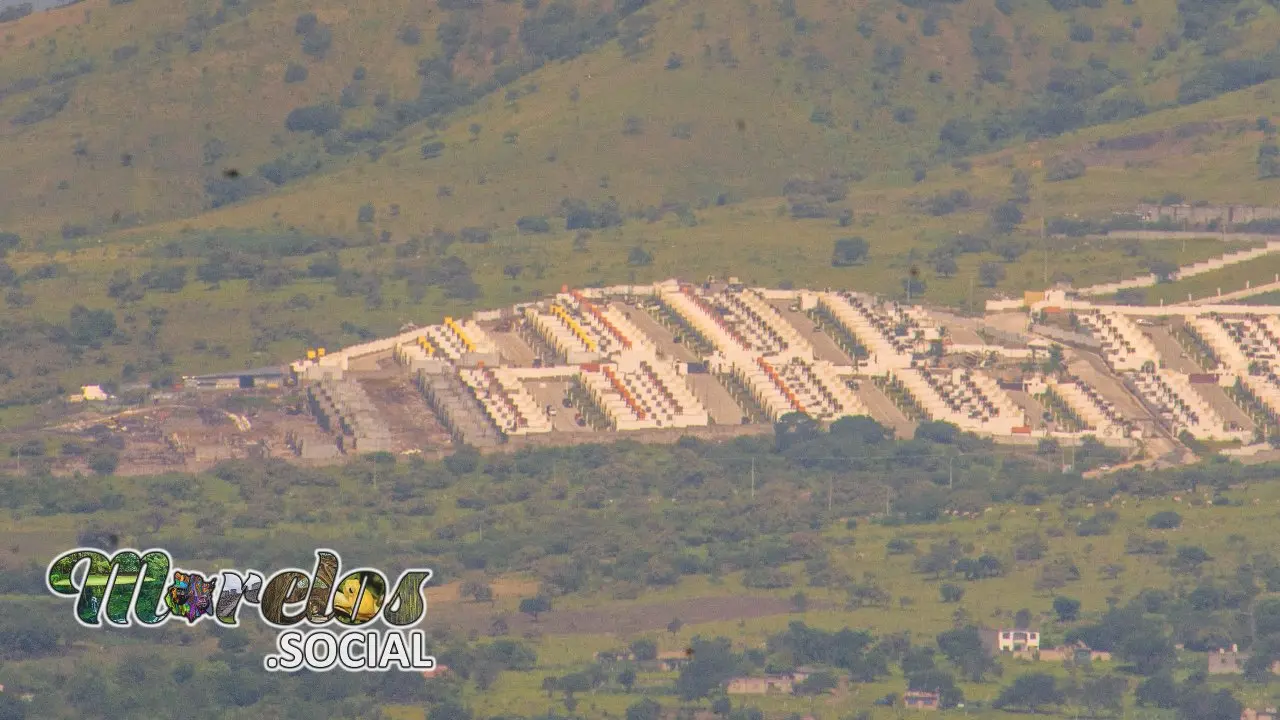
[1242,708,1279,720]
[656,651,691,671]
[1037,641,1112,665]
[903,690,941,710]
[997,629,1040,652]
[69,384,111,403]
[981,628,1042,657]
[1209,645,1280,675]
[726,674,795,695]
[791,665,819,684]
[421,664,451,679]
[595,649,635,663]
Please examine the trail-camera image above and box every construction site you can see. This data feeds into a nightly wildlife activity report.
[38,228,1280,475]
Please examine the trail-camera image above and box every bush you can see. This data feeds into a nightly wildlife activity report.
[284,104,342,135]
[460,227,491,244]
[397,24,422,45]
[0,3,33,23]
[0,232,20,257]
[11,91,71,126]
[421,141,446,159]
[283,63,308,83]
[978,262,1006,288]
[294,12,318,35]
[832,237,869,266]
[516,215,551,233]
[1045,156,1086,182]
[257,152,322,186]
[1146,511,1182,530]
[1069,23,1094,42]
[301,25,332,58]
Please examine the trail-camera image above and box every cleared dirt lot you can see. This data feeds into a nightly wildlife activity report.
[358,374,454,452]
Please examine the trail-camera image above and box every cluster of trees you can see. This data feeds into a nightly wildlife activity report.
[4,417,1280,716]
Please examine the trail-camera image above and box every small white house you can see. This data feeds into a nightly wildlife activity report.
[997,630,1040,652]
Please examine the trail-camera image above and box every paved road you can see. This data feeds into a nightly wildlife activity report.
[1145,323,1255,431]
[492,331,537,367]
[1067,352,1155,424]
[767,302,854,364]
[1008,390,1049,430]
[1145,324,1202,373]
[855,381,917,439]
[688,374,747,424]
[525,380,588,433]
[613,303,699,362]
[928,309,986,345]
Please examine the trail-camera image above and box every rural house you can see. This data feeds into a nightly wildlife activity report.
[656,650,691,671]
[725,674,796,695]
[594,649,635,663]
[1037,640,1112,665]
[1242,708,1279,720]
[903,690,941,710]
[1209,646,1280,675]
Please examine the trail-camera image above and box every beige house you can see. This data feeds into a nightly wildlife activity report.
[726,675,795,695]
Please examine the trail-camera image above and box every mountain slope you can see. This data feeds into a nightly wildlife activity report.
[4,0,1280,413]
[3,0,1279,242]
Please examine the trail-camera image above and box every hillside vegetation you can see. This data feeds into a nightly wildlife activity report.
[3,0,1280,409]
[2,424,1280,718]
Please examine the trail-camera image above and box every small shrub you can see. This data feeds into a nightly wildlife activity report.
[1146,511,1182,530]
[1069,23,1094,43]
[283,63,308,83]
[397,25,422,45]
[1045,156,1086,182]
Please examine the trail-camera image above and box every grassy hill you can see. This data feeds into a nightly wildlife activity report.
[3,0,1280,411]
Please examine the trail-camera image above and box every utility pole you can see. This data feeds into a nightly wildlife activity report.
[827,476,833,512]
[750,457,756,499]
[1042,216,1048,287]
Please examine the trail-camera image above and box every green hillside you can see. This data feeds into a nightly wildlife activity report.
[3,0,1280,410]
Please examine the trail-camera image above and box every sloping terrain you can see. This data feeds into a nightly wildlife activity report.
[3,0,1280,412]
[2,0,1279,239]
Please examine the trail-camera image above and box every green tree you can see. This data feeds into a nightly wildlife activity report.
[626,698,662,720]
[519,595,551,621]
[994,673,1063,712]
[1053,596,1081,622]
[675,637,740,700]
[978,261,1006,288]
[832,236,870,266]
[630,638,658,661]
[617,666,636,691]
[990,201,1024,233]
